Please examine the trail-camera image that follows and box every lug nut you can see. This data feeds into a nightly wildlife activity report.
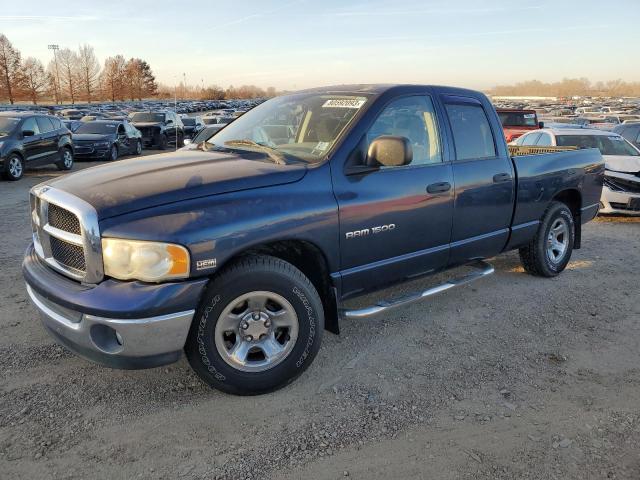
[264,320,271,327]
[241,322,249,330]
[245,335,253,342]
[252,313,260,320]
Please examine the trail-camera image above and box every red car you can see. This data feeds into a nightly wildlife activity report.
[497,109,543,143]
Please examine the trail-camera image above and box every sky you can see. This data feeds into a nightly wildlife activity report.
[1,0,639,91]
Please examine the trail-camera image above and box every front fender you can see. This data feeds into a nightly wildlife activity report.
[99,162,341,278]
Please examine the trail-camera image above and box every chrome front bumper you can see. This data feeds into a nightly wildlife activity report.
[26,284,195,369]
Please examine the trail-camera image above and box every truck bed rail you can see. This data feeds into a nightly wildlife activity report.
[509,145,577,156]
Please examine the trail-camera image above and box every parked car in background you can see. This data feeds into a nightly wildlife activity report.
[515,128,640,214]
[202,114,235,126]
[496,108,542,143]
[129,111,184,149]
[182,124,226,147]
[613,123,640,149]
[73,120,143,161]
[59,109,85,120]
[181,116,205,139]
[0,112,73,181]
[62,120,82,133]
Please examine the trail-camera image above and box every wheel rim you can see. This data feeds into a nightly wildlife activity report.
[111,146,117,160]
[63,150,72,168]
[214,291,299,373]
[9,157,22,177]
[546,218,569,264]
[136,141,142,154]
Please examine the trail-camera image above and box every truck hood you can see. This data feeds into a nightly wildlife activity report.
[47,150,308,220]
[603,155,640,174]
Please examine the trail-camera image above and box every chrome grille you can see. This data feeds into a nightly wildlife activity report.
[48,203,81,234]
[50,237,86,271]
[30,186,104,283]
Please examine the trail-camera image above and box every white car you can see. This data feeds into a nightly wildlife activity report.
[514,128,640,215]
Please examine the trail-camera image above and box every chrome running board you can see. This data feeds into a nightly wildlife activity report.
[340,260,494,319]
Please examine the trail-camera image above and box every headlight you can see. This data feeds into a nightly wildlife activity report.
[94,141,110,148]
[102,238,190,282]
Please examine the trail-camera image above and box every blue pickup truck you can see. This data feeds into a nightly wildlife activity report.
[23,85,604,395]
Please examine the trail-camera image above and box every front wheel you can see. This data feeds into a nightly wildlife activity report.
[109,144,119,161]
[134,139,142,155]
[56,148,73,171]
[519,201,575,277]
[185,255,324,395]
[2,153,24,180]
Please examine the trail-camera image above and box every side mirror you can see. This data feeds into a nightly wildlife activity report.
[22,130,35,137]
[366,135,412,167]
[538,121,545,129]
[165,119,173,125]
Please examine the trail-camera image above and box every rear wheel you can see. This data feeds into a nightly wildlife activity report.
[177,133,184,148]
[185,255,324,395]
[519,201,575,277]
[135,139,142,155]
[55,148,73,171]
[2,153,24,180]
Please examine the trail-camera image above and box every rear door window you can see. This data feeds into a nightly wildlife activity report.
[36,116,55,133]
[445,103,496,160]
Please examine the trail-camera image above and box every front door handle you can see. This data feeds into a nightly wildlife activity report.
[426,182,451,194]
[493,173,511,183]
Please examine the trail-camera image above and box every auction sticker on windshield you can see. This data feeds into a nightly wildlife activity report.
[323,98,366,109]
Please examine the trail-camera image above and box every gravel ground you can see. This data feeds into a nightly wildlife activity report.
[1,157,639,479]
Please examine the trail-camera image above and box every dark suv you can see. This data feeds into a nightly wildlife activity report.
[129,111,184,149]
[0,112,74,181]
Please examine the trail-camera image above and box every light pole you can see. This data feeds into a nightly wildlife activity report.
[47,44,61,104]
[183,72,186,99]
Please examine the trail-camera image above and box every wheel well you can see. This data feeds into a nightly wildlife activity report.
[232,240,340,334]
[552,189,582,249]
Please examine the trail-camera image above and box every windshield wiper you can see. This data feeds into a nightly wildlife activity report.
[222,139,287,165]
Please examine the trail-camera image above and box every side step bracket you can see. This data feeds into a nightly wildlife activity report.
[340,260,494,319]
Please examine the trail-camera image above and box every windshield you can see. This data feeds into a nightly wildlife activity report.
[130,112,166,123]
[556,134,640,156]
[0,117,19,135]
[202,93,369,163]
[75,122,118,134]
[498,112,537,127]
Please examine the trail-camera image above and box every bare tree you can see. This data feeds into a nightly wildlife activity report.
[57,48,79,104]
[77,44,100,103]
[101,55,126,101]
[0,34,24,104]
[21,57,47,104]
[46,60,61,104]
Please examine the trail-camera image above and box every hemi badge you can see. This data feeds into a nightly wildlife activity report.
[196,258,217,270]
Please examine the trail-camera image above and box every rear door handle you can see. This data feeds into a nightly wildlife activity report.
[493,173,511,183]
[426,182,451,194]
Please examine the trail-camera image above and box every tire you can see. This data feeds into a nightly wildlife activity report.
[177,133,184,148]
[519,201,575,277]
[109,144,119,161]
[2,153,24,180]
[55,148,74,171]
[185,255,324,395]
[158,134,168,150]
[134,139,142,155]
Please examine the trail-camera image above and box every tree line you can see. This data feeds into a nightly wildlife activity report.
[490,78,640,98]
[156,83,277,101]
[0,33,158,105]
